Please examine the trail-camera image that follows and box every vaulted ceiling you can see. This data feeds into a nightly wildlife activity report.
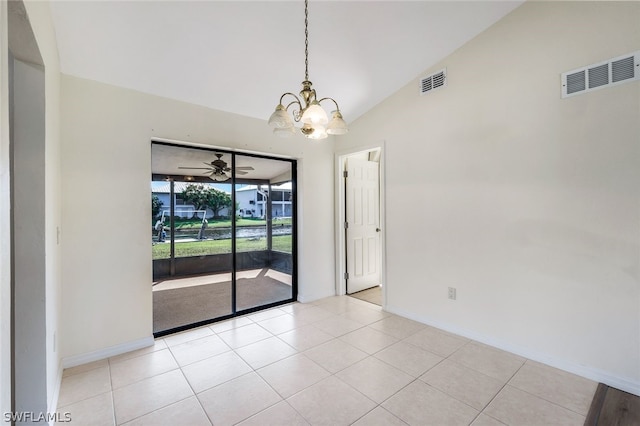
[50,1,524,125]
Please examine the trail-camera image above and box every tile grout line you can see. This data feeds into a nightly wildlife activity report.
[512,360,595,416]
[474,355,528,423]
[111,346,194,425]
[175,357,215,426]
[244,366,301,424]
[57,366,113,410]
[107,361,116,425]
[116,395,195,426]
[437,339,514,416]
[505,379,592,418]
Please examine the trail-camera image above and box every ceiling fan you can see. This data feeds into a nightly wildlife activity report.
[178,153,254,181]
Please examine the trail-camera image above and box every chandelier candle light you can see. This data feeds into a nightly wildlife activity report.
[268,0,348,139]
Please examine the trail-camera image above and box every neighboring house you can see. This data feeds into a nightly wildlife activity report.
[151,181,229,219]
[236,183,292,219]
[152,181,291,220]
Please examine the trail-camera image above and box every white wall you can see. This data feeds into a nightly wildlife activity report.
[341,1,640,394]
[60,75,336,360]
[0,1,11,418]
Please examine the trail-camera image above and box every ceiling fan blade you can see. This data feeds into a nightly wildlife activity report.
[235,166,254,171]
[236,170,248,175]
[178,166,213,170]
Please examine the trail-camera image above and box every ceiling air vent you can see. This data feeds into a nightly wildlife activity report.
[561,50,639,98]
[421,69,446,95]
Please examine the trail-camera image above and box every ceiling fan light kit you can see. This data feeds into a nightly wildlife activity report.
[268,0,348,140]
[209,171,230,182]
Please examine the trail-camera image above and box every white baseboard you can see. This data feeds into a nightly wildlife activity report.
[61,336,155,369]
[385,304,640,397]
[297,291,335,304]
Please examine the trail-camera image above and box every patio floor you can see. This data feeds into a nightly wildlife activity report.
[153,268,292,333]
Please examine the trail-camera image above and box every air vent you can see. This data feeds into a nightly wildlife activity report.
[562,50,639,98]
[421,69,447,95]
[588,64,608,89]
[612,56,635,82]
[566,70,586,95]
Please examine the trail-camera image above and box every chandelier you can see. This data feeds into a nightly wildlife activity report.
[268,0,348,139]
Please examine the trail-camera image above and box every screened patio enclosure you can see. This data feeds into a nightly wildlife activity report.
[151,142,297,336]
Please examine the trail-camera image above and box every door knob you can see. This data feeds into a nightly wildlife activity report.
[376,228,381,232]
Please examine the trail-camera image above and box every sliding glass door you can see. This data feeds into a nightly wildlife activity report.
[235,154,294,311]
[151,143,296,336]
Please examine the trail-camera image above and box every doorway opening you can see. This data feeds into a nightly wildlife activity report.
[336,147,384,307]
[151,142,297,335]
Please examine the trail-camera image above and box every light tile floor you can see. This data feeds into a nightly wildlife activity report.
[57,296,597,425]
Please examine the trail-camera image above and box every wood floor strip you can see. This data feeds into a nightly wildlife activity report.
[585,383,640,426]
[585,383,609,426]
[598,388,640,426]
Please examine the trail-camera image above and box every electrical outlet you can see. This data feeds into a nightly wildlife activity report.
[448,287,457,300]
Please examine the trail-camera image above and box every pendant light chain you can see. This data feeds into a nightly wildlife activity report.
[268,0,348,138]
[304,0,309,81]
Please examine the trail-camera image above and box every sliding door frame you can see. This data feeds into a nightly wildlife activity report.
[151,141,298,337]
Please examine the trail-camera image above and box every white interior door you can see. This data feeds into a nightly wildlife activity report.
[345,157,380,294]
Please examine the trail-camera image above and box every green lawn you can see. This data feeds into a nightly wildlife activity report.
[152,235,292,259]
[160,217,292,230]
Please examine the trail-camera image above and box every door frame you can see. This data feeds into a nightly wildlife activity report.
[334,142,386,307]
